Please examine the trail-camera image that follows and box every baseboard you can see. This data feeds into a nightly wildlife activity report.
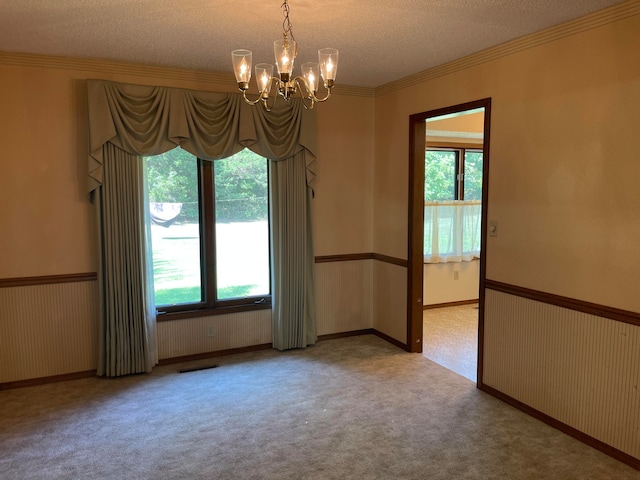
[157,343,273,366]
[0,370,97,391]
[0,330,406,390]
[423,299,478,310]
[372,329,409,351]
[318,329,375,341]
[478,383,640,471]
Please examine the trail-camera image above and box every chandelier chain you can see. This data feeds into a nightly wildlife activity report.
[281,1,297,47]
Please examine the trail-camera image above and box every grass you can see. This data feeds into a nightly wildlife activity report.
[150,221,269,306]
[154,284,258,306]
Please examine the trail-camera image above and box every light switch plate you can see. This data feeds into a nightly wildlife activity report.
[489,220,498,237]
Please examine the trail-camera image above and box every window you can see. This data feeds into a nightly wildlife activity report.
[424,147,482,263]
[145,148,270,317]
[425,148,482,201]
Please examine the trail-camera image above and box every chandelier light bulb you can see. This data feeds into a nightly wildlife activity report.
[255,63,274,98]
[301,62,320,93]
[231,49,252,89]
[275,39,297,80]
[318,48,338,86]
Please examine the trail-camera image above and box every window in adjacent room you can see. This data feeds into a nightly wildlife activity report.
[424,147,482,263]
[145,148,270,316]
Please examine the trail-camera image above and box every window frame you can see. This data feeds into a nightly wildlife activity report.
[424,144,483,263]
[425,145,483,201]
[152,152,272,322]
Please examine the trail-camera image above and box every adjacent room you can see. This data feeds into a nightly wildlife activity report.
[422,106,485,382]
[1,0,639,477]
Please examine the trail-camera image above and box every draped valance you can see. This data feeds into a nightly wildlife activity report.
[87,79,316,193]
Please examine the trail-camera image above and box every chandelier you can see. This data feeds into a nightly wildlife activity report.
[231,0,339,110]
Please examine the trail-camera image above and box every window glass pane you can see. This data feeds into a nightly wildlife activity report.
[145,148,202,306]
[425,150,456,201]
[464,150,483,200]
[214,150,270,300]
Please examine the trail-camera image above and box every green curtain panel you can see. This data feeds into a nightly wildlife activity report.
[270,151,317,350]
[97,143,155,376]
[87,80,317,375]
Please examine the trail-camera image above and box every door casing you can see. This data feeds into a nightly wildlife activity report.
[406,98,491,387]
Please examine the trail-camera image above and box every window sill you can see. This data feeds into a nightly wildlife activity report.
[156,301,271,322]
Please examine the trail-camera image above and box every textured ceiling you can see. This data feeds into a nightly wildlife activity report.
[0,0,628,88]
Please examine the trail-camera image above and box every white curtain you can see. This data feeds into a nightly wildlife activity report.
[424,200,481,263]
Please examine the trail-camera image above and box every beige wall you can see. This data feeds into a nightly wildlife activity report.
[423,261,479,306]
[2,10,640,465]
[372,2,640,462]
[0,55,375,382]
[314,92,374,255]
[484,19,640,312]
[0,66,96,277]
[1,3,639,465]
[374,9,640,338]
[0,59,374,279]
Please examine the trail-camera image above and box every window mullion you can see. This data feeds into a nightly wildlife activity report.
[459,148,466,201]
[454,149,462,200]
[199,159,217,308]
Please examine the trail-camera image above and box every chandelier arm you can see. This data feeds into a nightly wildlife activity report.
[309,88,332,103]
[263,80,283,111]
[290,77,316,109]
[241,89,264,106]
[260,97,272,112]
[290,76,333,103]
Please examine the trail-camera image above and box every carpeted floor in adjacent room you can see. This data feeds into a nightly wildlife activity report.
[0,335,636,479]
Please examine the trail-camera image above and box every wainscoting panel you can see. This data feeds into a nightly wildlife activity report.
[1,258,379,382]
[374,261,408,345]
[483,289,640,460]
[157,309,272,360]
[315,260,373,335]
[0,282,99,383]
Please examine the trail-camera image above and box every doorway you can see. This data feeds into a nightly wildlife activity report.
[407,98,491,386]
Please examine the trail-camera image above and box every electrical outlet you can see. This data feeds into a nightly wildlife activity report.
[206,325,215,337]
[453,271,460,280]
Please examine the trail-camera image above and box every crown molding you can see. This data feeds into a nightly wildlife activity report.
[0,51,237,84]
[0,51,374,98]
[375,0,640,97]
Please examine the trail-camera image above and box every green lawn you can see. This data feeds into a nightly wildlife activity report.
[150,221,269,306]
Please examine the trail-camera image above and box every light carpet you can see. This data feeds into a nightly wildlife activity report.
[0,335,636,479]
